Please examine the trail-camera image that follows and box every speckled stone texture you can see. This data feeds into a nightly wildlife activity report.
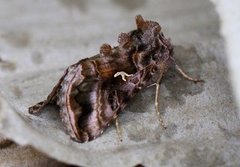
[211,0,240,115]
[0,0,239,167]
[0,135,68,167]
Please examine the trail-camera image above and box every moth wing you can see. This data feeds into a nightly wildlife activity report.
[60,73,117,142]
[28,69,68,114]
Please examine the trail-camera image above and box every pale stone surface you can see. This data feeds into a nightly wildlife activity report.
[0,0,239,167]
[211,0,240,116]
[0,142,68,167]
[0,103,69,167]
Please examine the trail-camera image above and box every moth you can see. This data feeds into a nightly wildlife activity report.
[29,15,203,143]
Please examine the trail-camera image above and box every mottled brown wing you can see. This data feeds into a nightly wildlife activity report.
[57,64,118,142]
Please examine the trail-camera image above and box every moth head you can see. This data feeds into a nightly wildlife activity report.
[135,15,162,35]
[135,15,163,48]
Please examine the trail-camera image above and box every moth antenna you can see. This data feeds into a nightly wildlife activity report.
[115,117,123,142]
[175,64,204,83]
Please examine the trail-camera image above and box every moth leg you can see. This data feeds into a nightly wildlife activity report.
[147,83,157,88]
[154,82,167,129]
[175,64,204,83]
[115,117,123,142]
[114,71,133,81]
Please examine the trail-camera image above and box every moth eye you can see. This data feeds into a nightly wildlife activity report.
[151,54,159,61]
[151,54,156,60]
[151,66,158,73]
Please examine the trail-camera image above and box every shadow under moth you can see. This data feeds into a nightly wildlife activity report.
[29,15,203,143]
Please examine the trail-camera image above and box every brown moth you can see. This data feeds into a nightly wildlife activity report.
[29,15,203,143]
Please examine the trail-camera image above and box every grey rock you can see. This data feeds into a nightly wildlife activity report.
[0,0,239,167]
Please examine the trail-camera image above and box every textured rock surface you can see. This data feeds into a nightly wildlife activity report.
[0,135,69,167]
[0,0,239,167]
[211,0,240,115]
